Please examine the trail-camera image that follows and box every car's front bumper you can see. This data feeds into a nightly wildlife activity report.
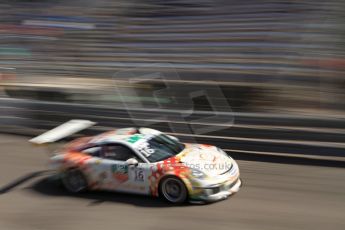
[189,178,242,203]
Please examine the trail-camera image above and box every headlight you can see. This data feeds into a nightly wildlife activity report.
[191,168,207,179]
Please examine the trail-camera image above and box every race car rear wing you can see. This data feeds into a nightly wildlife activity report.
[29,119,96,145]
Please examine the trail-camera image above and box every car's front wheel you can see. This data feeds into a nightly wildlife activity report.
[159,176,187,204]
[62,169,88,193]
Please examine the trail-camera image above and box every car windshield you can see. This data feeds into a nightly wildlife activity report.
[138,134,185,162]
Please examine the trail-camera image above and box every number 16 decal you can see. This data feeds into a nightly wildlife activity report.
[135,170,144,181]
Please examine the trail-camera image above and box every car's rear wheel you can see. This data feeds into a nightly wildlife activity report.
[62,169,88,193]
[159,176,187,204]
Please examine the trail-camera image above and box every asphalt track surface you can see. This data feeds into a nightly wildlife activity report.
[0,134,344,230]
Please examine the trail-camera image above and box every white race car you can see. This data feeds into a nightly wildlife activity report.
[31,120,241,204]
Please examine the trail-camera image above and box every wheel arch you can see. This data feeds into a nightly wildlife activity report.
[157,174,192,198]
[62,166,92,187]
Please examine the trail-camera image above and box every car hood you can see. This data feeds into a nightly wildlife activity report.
[178,144,232,176]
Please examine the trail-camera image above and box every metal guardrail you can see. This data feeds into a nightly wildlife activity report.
[1,97,344,164]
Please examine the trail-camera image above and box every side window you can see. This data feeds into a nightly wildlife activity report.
[81,146,102,157]
[102,144,139,162]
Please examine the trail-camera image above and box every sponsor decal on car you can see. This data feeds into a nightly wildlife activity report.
[136,141,155,157]
[126,134,143,143]
[111,164,129,182]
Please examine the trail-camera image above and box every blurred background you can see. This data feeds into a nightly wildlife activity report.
[0,0,344,160]
[1,0,345,113]
[0,1,345,230]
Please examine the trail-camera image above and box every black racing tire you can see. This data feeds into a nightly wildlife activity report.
[159,176,188,204]
[61,168,88,193]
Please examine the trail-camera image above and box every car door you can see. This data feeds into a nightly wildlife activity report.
[99,143,152,195]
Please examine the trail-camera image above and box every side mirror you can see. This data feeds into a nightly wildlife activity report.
[126,158,139,167]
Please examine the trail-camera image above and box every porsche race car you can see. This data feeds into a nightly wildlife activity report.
[30,120,241,204]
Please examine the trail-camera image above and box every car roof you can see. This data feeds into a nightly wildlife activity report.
[88,128,145,145]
